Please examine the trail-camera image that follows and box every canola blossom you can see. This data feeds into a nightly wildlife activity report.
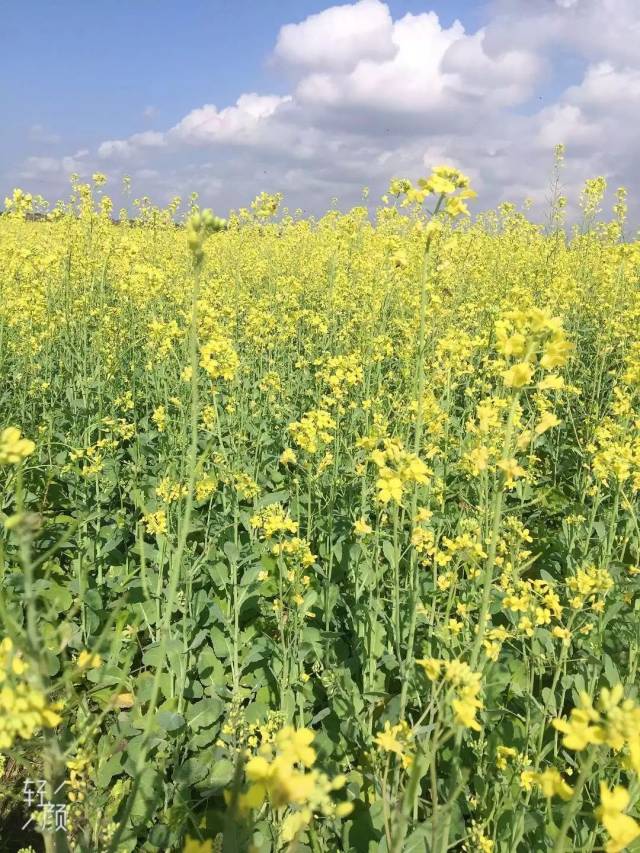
[1,169,640,852]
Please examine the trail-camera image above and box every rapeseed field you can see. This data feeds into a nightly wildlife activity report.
[1,161,640,852]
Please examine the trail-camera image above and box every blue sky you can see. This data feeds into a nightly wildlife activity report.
[0,0,482,139]
[2,1,483,144]
[2,0,639,220]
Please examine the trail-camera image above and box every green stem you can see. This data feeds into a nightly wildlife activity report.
[470,394,519,668]
[107,254,202,852]
[552,749,597,853]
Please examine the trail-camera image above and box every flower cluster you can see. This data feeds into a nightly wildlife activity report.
[199,335,239,383]
[0,426,35,465]
[596,784,640,853]
[288,408,335,454]
[553,686,640,771]
[501,577,563,637]
[0,638,63,749]
[497,308,573,381]
[250,503,299,539]
[373,720,414,768]
[417,658,484,730]
[156,475,188,503]
[369,438,431,504]
[142,509,167,536]
[520,767,573,800]
[390,166,476,218]
[236,726,352,842]
[315,353,363,405]
[566,563,614,611]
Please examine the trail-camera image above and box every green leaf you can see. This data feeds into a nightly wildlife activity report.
[204,758,235,790]
[96,753,125,788]
[211,627,229,658]
[240,565,263,586]
[254,490,289,510]
[155,710,185,733]
[174,756,209,786]
[223,541,240,562]
[382,539,397,566]
[186,697,224,730]
[603,653,619,688]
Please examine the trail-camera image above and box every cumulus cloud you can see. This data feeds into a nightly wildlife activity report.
[484,0,640,67]
[442,30,543,107]
[12,0,640,222]
[170,94,292,145]
[569,62,640,112]
[20,149,89,182]
[535,103,598,150]
[294,12,464,114]
[98,131,166,160]
[95,94,293,163]
[274,0,395,71]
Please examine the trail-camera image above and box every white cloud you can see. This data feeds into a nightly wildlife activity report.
[442,30,543,106]
[274,0,395,71]
[484,0,640,67]
[170,93,292,145]
[295,12,465,113]
[21,156,61,177]
[535,103,598,149]
[98,131,166,160]
[20,149,89,182]
[568,62,640,112]
[12,0,640,222]
[96,94,292,162]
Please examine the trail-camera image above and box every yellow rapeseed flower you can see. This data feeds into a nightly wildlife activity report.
[596,784,640,853]
[503,362,533,389]
[0,427,35,464]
